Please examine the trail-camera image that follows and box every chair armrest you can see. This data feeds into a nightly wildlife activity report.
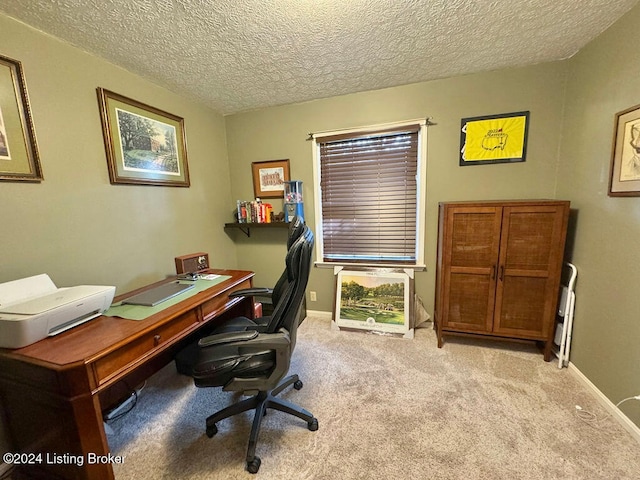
[223,329,292,392]
[228,287,273,299]
[238,329,290,349]
[198,330,258,348]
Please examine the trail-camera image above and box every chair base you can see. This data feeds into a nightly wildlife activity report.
[205,374,318,474]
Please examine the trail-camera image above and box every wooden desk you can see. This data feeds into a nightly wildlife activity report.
[0,269,254,480]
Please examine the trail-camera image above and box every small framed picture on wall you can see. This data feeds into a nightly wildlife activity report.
[251,159,290,198]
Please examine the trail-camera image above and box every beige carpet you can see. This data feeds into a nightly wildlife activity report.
[107,316,640,479]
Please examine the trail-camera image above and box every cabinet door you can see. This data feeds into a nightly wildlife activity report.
[493,205,566,338]
[441,206,502,333]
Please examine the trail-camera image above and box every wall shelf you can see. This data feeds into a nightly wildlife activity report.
[224,222,290,237]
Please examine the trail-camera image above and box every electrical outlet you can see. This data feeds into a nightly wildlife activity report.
[310,291,317,302]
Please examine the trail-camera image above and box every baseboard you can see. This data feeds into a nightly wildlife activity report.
[305,309,333,320]
[568,362,640,444]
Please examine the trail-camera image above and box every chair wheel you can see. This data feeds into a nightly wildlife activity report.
[293,380,303,390]
[206,424,218,438]
[308,418,318,431]
[247,456,261,474]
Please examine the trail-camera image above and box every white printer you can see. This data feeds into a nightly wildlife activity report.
[0,274,116,349]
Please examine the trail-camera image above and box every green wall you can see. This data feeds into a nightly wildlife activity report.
[557,4,640,426]
[0,15,237,294]
[225,62,568,316]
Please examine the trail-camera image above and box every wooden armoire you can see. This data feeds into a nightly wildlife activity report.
[434,200,570,361]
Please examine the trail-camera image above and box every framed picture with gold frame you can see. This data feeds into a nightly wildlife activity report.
[460,111,530,166]
[0,55,43,182]
[251,159,290,198]
[97,88,190,187]
[608,104,640,197]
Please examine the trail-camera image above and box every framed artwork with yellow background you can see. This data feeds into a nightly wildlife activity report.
[460,111,530,166]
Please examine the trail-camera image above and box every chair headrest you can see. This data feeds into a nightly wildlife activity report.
[287,216,305,250]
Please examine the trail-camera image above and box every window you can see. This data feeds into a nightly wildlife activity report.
[312,120,427,268]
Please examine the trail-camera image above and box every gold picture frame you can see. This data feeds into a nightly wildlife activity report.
[608,104,640,197]
[460,111,530,166]
[97,88,190,187]
[0,55,43,182]
[251,159,290,198]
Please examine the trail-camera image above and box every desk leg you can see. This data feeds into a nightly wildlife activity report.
[71,393,115,480]
[0,363,115,479]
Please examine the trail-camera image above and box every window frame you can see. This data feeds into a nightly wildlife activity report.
[311,119,428,269]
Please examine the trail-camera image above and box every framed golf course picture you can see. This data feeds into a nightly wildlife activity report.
[334,268,412,335]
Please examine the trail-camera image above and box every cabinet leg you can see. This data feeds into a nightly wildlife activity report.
[543,340,553,362]
[434,316,444,348]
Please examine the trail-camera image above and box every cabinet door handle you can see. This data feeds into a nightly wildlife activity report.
[154,334,161,346]
[491,265,496,279]
[499,266,504,281]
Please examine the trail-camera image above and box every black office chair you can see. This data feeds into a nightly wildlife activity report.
[226,216,306,325]
[175,224,317,474]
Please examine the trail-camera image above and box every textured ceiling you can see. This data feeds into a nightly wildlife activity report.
[0,0,638,115]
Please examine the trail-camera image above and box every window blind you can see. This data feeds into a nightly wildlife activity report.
[318,126,419,264]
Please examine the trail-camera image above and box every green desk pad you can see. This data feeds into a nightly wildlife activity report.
[104,275,231,321]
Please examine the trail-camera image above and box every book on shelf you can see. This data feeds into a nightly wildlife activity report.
[236,199,273,223]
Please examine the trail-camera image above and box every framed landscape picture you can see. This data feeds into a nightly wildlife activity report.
[97,88,189,187]
[334,269,411,335]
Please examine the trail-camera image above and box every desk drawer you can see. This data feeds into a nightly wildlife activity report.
[201,279,252,320]
[93,310,198,386]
